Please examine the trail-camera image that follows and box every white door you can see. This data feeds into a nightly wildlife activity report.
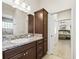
[48,14,58,54]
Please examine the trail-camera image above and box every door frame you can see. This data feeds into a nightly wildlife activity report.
[47,8,75,59]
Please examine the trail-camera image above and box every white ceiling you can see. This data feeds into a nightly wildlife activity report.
[2,0,75,14]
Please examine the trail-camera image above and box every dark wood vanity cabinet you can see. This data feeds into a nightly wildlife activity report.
[9,47,36,59]
[28,14,34,33]
[3,42,36,59]
[34,8,48,38]
[36,39,43,59]
[34,8,48,55]
[3,39,47,59]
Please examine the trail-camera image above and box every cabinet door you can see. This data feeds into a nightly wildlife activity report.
[10,47,36,59]
[35,11,43,34]
[9,52,25,59]
[37,43,43,53]
[37,43,43,59]
[26,47,36,59]
[44,41,48,55]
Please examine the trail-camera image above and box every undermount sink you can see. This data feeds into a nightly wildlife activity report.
[10,38,32,44]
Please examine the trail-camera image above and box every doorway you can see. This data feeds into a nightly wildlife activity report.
[44,9,71,59]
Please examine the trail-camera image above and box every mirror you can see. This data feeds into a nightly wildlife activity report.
[2,2,28,40]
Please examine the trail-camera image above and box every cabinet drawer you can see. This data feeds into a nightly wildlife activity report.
[37,39,43,45]
[9,47,36,59]
[37,43,43,53]
[3,41,36,59]
[9,52,25,59]
[44,41,48,55]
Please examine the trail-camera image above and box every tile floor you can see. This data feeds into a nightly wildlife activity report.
[42,40,71,59]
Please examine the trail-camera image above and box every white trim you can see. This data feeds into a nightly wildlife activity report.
[71,7,76,59]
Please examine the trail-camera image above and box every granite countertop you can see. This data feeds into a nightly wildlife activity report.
[2,34,43,51]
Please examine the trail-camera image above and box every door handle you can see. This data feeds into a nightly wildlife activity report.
[51,35,53,37]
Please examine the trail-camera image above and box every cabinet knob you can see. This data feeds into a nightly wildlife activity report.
[51,35,53,37]
[26,52,28,55]
[24,53,26,56]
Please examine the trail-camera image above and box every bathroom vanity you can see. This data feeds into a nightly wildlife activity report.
[3,41,36,59]
[3,8,48,59]
[3,34,44,59]
[3,33,48,59]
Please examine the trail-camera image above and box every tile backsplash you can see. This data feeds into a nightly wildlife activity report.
[2,33,33,41]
